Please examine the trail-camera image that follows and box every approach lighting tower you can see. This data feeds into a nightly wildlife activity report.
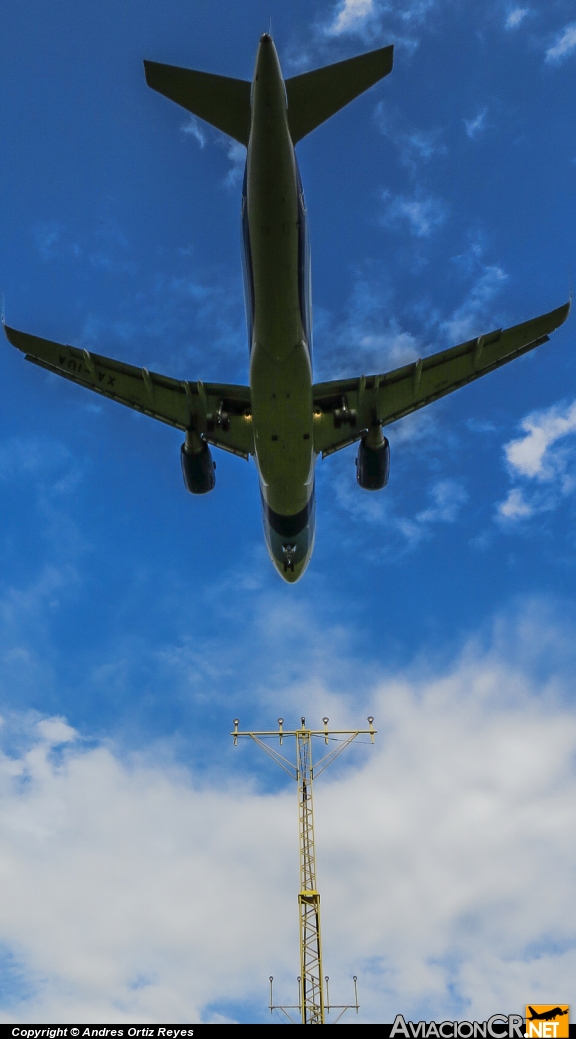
[232,715,376,1024]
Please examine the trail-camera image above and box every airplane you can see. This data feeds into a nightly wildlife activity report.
[527,1009,568,1021]
[4,34,569,582]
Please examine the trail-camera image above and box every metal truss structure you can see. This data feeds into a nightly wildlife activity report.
[232,715,376,1024]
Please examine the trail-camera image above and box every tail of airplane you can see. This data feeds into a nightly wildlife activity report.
[144,43,393,146]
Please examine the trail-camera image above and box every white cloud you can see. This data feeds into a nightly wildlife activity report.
[0,437,74,485]
[36,716,78,745]
[398,0,436,24]
[381,191,447,237]
[496,400,576,524]
[496,487,534,521]
[1,607,576,1021]
[33,222,61,260]
[179,119,243,187]
[439,262,508,345]
[504,400,576,481]
[324,0,435,41]
[223,140,246,188]
[545,23,576,64]
[505,8,529,31]
[402,127,446,163]
[328,452,466,553]
[466,418,498,434]
[180,116,205,148]
[326,0,377,36]
[357,326,420,367]
[88,252,134,276]
[375,104,447,172]
[32,222,81,262]
[464,107,487,139]
[313,275,423,382]
[416,478,468,523]
[0,719,295,1022]
[32,218,134,273]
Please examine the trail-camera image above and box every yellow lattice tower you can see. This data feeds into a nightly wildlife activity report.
[232,714,376,1024]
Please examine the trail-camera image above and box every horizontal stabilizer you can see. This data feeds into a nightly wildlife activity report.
[144,60,251,145]
[285,45,393,144]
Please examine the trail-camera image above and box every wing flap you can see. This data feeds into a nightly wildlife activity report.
[313,301,570,457]
[5,325,254,458]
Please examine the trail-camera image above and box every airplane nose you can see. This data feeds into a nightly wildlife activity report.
[260,32,272,43]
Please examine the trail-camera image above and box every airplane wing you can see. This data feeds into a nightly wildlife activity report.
[4,325,254,459]
[312,301,570,458]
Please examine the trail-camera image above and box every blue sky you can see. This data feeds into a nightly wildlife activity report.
[1,0,576,1024]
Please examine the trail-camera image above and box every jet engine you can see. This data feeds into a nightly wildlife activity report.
[356,431,390,490]
[180,437,216,494]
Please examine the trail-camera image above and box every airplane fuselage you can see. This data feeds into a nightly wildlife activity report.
[244,35,315,582]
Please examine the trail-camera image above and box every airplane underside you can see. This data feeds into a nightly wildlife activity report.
[3,34,569,582]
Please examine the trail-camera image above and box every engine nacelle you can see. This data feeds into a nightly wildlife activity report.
[180,440,216,494]
[356,434,390,490]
